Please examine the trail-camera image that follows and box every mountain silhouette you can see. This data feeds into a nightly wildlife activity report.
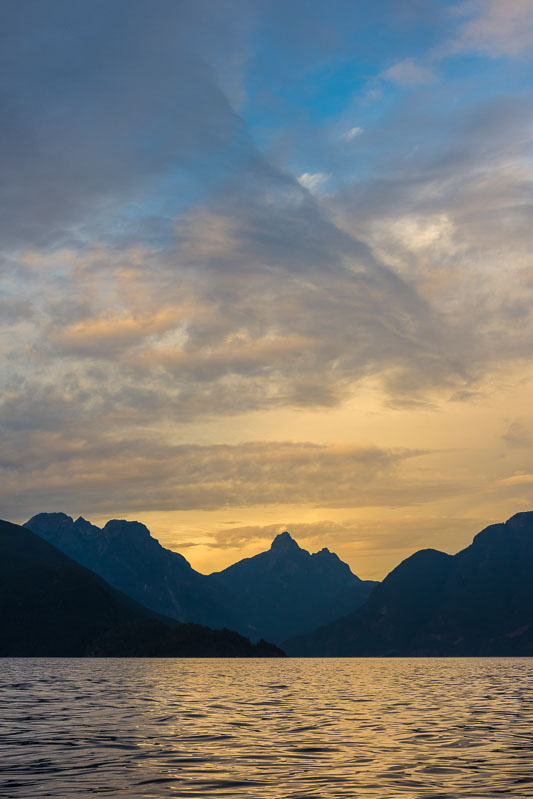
[0,519,283,657]
[286,512,533,656]
[25,515,376,644]
[25,513,240,630]
[208,531,377,642]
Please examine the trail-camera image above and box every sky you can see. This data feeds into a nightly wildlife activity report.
[1,0,533,579]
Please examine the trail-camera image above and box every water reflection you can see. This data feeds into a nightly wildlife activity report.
[1,658,533,797]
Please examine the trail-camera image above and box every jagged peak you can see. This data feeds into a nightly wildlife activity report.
[312,546,341,561]
[270,531,300,552]
[311,547,357,577]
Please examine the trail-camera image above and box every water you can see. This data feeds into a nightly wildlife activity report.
[1,658,533,798]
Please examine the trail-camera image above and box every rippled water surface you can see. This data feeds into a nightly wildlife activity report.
[2,658,533,798]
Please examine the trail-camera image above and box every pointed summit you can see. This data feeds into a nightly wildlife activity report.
[212,529,377,643]
[270,531,300,552]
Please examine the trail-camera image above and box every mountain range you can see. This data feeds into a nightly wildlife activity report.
[287,511,533,656]
[13,510,533,657]
[0,519,282,657]
[24,513,240,631]
[24,513,376,644]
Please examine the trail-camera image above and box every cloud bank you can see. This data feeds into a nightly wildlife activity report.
[1,0,532,562]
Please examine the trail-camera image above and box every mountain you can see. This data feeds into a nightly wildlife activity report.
[208,531,378,643]
[286,512,533,656]
[24,515,377,644]
[0,518,283,657]
[24,513,239,631]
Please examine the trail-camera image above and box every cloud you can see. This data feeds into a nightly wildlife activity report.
[449,0,533,58]
[0,298,32,324]
[0,0,254,249]
[340,127,364,141]
[382,58,438,87]
[181,517,446,552]
[50,308,187,358]
[500,474,533,486]
[0,422,460,520]
[297,172,330,191]
[331,92,533,393]
[4,132,472,426]
[1,0,532,544]
[502,420,532,449]
[9,229,461,420]
[3,0,522,448]
[377,2,533,105]
[179,514,491,580]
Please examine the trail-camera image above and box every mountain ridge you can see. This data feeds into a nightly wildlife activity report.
[286,511,533,657]
[24,512,240,631]
[208,530,377,642]
[24,515,376,644]
[0,518,283,657]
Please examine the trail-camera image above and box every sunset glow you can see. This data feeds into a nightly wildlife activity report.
[2,0,533,578]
